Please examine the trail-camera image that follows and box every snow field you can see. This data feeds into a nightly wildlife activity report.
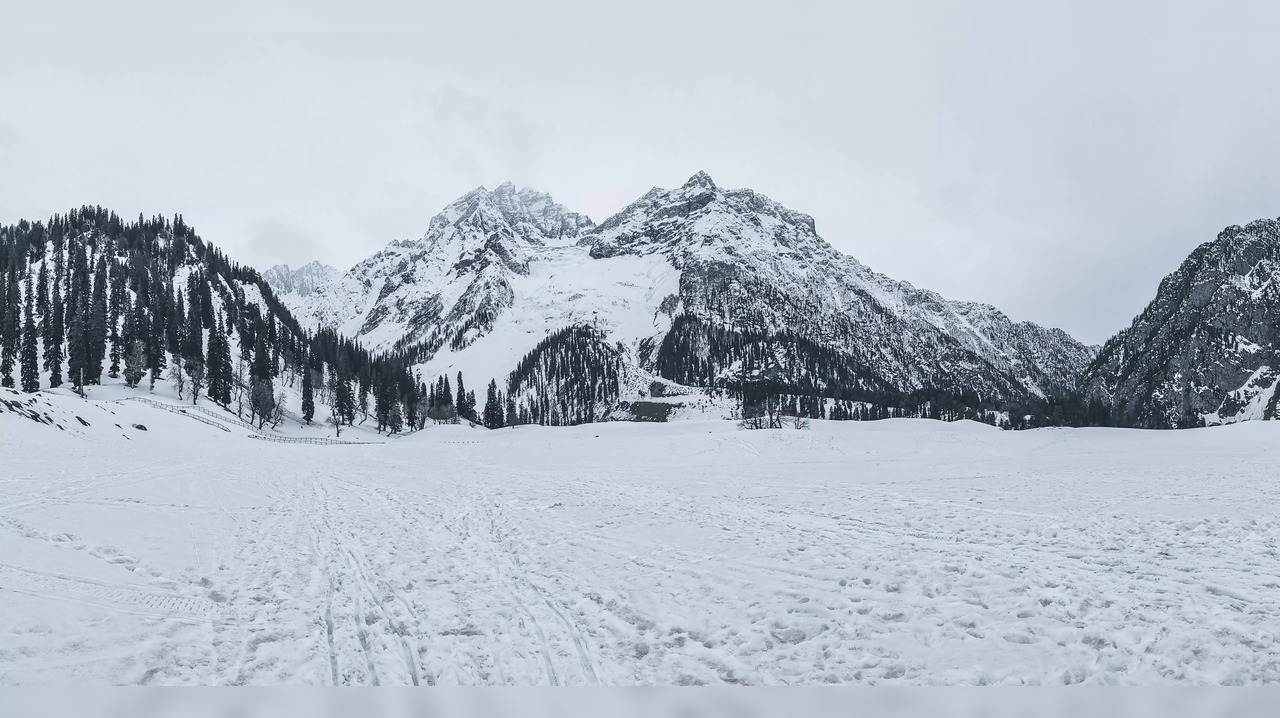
[1,397,1277,685]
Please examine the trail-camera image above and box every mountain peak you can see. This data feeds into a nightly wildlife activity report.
[683,171,717,191]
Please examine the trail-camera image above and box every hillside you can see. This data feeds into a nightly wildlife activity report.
[0,207,418,435]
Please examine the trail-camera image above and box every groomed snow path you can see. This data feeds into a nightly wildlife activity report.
[2,414,1277,685]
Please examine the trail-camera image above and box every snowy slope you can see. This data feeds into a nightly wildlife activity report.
[3,392,1278,685]
[271,173,1093,411]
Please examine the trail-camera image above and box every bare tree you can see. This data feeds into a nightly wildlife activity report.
[167,363,186,400]
[251,379,275,430]
[184,358,206,405]
[270,387,287,428]
[327,403,344,437]
[233,355,247,417]
[123,341,146,389]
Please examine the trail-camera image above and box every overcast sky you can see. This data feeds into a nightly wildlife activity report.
[2,3,1277,344]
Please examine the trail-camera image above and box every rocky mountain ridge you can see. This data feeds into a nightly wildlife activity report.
[1081,217,1279,427]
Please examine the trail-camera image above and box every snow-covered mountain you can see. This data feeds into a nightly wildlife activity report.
[1082,218,1280,427]
[270,173,1094,417]
[262,261,339,299]
[276,182,596,354]
[584,172,1094,401]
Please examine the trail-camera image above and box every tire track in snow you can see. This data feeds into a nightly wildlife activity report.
[346,548,419,686]
[0,563,218,622]
[298,478,342,685]
[470,493,603,685]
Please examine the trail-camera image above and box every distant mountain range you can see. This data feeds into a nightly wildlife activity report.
[3,175,1272,429]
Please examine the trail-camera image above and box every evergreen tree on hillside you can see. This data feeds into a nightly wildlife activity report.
[147,279,167,389]
[402,378,419,431]
[183,273,204,360]
[334,369,355,426]
[454,372,479,423]
[108,264,124,378]
[45,279,64,388]
[181,291,206,403]
[483,379,504,429]
[301,358,315,424]
[20,275,39,392]
[357,376,370,423]
[455,372,468,421]
[205,316,232,407]
[387,384,404,434]
[66,243,90,392]
[267,316,280,378]
[86,255,108,384]
[35,261,49,322]
[0,267,17,388]
[250,334,275,428]
[374,376,391,432]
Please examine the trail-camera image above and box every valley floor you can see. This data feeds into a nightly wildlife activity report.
[1,400,1277,685]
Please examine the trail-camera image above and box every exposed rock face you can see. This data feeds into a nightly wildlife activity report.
[262,261,339,298]
[1082,218,1280,427]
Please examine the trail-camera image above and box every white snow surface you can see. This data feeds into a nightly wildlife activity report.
[2,392,1278,685]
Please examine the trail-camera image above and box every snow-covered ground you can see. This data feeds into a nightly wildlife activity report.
[2,392,1277,685]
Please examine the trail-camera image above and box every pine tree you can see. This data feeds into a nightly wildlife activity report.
[205,316,232,406]
[267,316,280,378]
[199,279,214,329]
[374,378,392,432]
[107,266,123,378]
[335,371,354,426]
[180,291,205,403]
[45,280,64,388]
[455,372,467,421]
[387,384,404,434]
[250,334,274,428]
[301,357,315,424]
[66,247,90,392]
[0,268,17,388]
[403,378,419,431]
[147,278,168,388]
[483,378,504,429]
[183,279,203,361]
[36,261,49,321]
[87,255,108,384]
[20,275,40,392]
